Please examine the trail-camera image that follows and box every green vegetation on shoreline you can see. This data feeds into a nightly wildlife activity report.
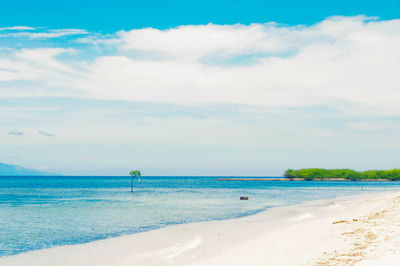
[284,168,400,181]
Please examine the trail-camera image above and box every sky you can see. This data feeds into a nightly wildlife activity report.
[0,1,400,176]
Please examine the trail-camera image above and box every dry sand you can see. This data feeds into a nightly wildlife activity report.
[1,191,400,266]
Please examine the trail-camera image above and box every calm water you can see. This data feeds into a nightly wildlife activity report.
[1,176,399,256]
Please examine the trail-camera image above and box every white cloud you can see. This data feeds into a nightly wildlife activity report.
[0,28,88,38]
[116,23,289,62]
[3,16,400,175]
[347,121,400,132]
[38,130,56,137]
[1,16,400,115]
[8,130,24,136]
[0,26,35,31]
[27,29,89,38]
[0,106,62,112]
[0,48,78,83]
[76,17,400,112]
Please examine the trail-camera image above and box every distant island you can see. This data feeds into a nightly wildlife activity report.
[0,162,59,176]
[284,168,400,181]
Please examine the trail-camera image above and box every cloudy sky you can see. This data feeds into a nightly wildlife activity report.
[1,1,400,175]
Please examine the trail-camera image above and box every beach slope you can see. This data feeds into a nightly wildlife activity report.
[2,191,400,266]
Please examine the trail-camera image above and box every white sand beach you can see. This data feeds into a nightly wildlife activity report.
[2,191,400,266]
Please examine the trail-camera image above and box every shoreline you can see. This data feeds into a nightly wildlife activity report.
[2,190,400,265]
[217,178,398,181]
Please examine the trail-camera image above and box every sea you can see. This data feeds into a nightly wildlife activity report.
[1,176,399,257]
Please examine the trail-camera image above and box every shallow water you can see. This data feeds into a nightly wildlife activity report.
[1,176,399,256]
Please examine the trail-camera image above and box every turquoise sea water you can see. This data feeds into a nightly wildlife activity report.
[1,176,399,256]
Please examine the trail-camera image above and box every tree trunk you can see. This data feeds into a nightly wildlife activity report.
[131,177,134,192]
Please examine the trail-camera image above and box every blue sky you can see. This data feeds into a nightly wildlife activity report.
[1,0,400,30]
[1,1,400,175]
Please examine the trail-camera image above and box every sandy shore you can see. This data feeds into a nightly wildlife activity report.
[2,191,400,266]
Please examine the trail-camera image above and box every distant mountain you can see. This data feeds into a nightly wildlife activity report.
[0,163,60,176]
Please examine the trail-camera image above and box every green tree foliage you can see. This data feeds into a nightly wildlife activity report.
[284,168,400,181]
[129,170,142,192]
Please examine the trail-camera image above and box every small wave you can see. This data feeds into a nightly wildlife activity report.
[293,212,314,221]
[163,236,202,260]
[133,236,202,261]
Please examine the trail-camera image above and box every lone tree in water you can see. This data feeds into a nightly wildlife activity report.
[129,170,141,192]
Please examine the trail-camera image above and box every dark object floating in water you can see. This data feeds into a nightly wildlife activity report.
[240,196,249,200]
